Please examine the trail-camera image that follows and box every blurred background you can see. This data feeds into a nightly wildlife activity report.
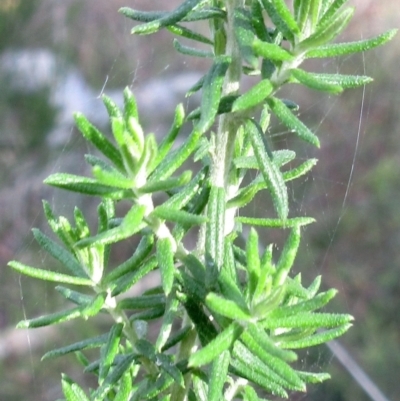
[0,1,399,400]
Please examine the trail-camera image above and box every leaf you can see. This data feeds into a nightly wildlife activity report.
[258,0,295,42]
[152,206,207,226]
[317,0,349,29]
[208,350,231,401]
[273,225,302,286]
[75,204,146,248]
[173,39,214,58]
[252,38,294,61]
[32,229,87,278]
[17,306,84,329]
[155,295,181,351]
[205,186,226,286]
[283,158,318,181]
[160,325,193,352]
[298,7,354,50]
[234,7,259,69]
[44,173,127,198]
[117,294,165,310]
[123,86,139,121]
[130,0,202,35]
[55,286,92,306]
[240,332,305,390]
[306,29,398,58]
[62,374,91,401]
[296,370,331,383]
[81,291,107,318]
[114,370,133,401]
[111,255,158,297]
[246,119,288,220]
[188,322,243,367]
[157,237,176,296]
[247,322,298,362]
[149,129,202,182]
[267,97,320,147]
[246,228,261,295]
[8,261,93,286]
[42,334,108,360]
[196,55,231,134]
[290,68,343,93]
[167,24,213,45]
[263,312,353,330]
[74,112,124,171]
[237,216,315,228]
[94,354,136,400]
[205,292,251,321]
[280,323,353,348]
[139,171,192,194]
[99,323,124,383]
[232,79,274,112]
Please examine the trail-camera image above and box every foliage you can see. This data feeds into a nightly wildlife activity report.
[8,0,396,400]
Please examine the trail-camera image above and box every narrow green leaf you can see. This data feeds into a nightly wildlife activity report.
[62,374,91,401]
[8,261,92,286]
[273,225,302,286]
[290,68,343,93]
[280,323,352,348]
[318,0,348,29]
[237,216,315,227]
[99,323,124,383]
[299,72,372,88]
[139,171,192,194]
[251,1,270,42]
[271,289,337,318]
[247,119,288,220]
[264,312,353,330]
[173,39,214,58]
[298,7,354,50]
[123,86,139,121]
[32,228,87,278]
[306,29,398,58]
[253,38,294,61]
[17,306,84,328]
[208,350,231,401]
[119,8,166,23]
[114,370,133,401]
[111,255,158,297]
[81,291,106,318]
[242,386,263,401]
[73,112,124,171]
[247,322,298,362]
[75,204,146,248]
[267,97,320,147]
[206,292,251,321]
[130,0,201,35]
[183,7,227,22]
[259,0,295,42]
[196,55,231,134]
[168,24,213,45]
[152,206,207,226]
[241,332,305,390]
[44,173,126,197]
[189,322,243,367]
[157,353,185,387]
[157,237,175,296]
[283,158,318,181]
[230,356,288,398]
[232,79,274,112]
[92,165,133,189]
[186,74,205,97]
[150,129,202,181]
[42,334,108,361]
[155,294,180,352]
[205,186,226,286]
[269,0,300,35]
[55,286,92,306]
[234,7,259,69]
[103,235,154,284]
[182,254,206,284]
[183,297,218,346]
[296,370,331,383]
[234,341,305,392]
[118,294,165,310]
[161,325,193,352]
[94,354,136,400]
[294,0,311,32]
[246,228,261,295]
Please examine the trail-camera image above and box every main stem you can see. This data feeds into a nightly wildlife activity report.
[210,0,242,189]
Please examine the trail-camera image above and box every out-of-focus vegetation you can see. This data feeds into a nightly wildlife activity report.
[0,1,399,400]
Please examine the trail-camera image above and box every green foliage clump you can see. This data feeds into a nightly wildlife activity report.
[8,0,396,400]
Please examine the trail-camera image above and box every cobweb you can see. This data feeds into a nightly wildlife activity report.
[5,4,389,401]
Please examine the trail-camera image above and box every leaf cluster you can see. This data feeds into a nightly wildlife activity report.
[7,0,396,400]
